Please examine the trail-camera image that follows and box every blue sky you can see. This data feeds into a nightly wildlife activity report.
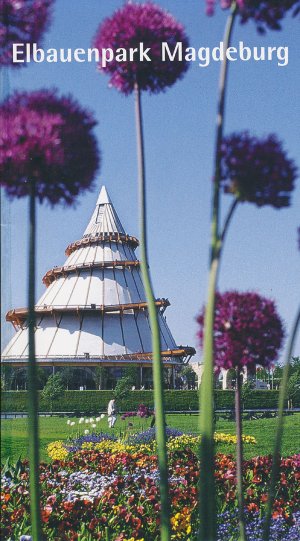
[1,0,300,360]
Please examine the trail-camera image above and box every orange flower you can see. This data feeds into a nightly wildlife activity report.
[41,505,52,523]
[252,475,262,483]
[247,503,259,512]
[63,502,74,511]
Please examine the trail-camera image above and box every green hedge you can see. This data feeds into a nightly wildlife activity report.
[2,389,298,414]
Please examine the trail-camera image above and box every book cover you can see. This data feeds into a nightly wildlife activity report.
[1,1,299,540]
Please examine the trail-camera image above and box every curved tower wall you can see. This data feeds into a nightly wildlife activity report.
[2,186,195,367]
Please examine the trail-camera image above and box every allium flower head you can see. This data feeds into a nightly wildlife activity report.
[93,1,189,94]
[206,1,300,33]
[0,89,100,205]
[197,291,284,371]
[0,0,54,67]
[219,132,297,208]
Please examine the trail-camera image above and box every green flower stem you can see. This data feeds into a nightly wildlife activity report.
[235,370,247,541]
[215,197,239,283]
[263,306,300,541]
[134,83,170,541]
[28,179,42,541]
[198,258,218,541]
[198,6,236,541]
[220,199,239,245]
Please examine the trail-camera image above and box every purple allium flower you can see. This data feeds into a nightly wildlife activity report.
[93,1,189,94]
[0,0,53,67]
[197,291,284,371]
[121,412,136,420]
[206,1,300,33]
[0,89,100,205]
[137,404,153,418]
[219,132,297,208]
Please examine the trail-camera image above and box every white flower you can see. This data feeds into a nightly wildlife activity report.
[85,419,89,424]
[70,422,75,426]
[84,429,89,435]
[79,418,84,424]
[91,423,96,428]
[95,417,101,422]
[89,418,94,423]
[67,420,71,425]
[100,414,105,419]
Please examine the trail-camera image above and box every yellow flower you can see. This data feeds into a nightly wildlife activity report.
[47,441,69,460]
[171,510,191,538]
[123,538,144,541]
[46,428,256,461]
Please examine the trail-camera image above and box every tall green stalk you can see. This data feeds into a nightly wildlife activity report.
[235,370,247,541]
[27,179,42,541]
[198,6,236,541]
[134,83,170,541]
[263,306,300,541]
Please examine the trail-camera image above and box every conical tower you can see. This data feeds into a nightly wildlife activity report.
[2,186,195,375]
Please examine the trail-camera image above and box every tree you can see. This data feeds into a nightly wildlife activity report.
[241,380,255,409]
[286,372,300,408]
[114,376,132,401]
[180,365,197,389]
[1,366,14,390]
[290,356,300,376]
[41,373,64,413]
[94,366,109,390]
[122,365,139,388]
[60,367,76,390]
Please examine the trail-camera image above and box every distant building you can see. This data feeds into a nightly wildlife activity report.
[2,185,195,388]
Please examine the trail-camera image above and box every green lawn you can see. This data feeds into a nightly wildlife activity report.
[1,413,299,463]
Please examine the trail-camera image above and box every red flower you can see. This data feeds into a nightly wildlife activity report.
[247,502,259,512]
[62,502,74,512]
[41,505,52,522]
[88,518,99,530]
[252,475,262,484]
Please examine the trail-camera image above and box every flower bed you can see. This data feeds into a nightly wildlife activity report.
[46,427,257,460]
[1,449,299,540]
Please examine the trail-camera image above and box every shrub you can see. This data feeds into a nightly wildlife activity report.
[41,374,64,412]
[1,389,296,414]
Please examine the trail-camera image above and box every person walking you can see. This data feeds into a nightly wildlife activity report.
[107,398,117,428]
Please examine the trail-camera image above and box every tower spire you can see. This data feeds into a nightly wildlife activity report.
[96,185,111,205]
[83,184,125,237]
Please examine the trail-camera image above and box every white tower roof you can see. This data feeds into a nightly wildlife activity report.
[2,185,195,367]
[83,185,125,237]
